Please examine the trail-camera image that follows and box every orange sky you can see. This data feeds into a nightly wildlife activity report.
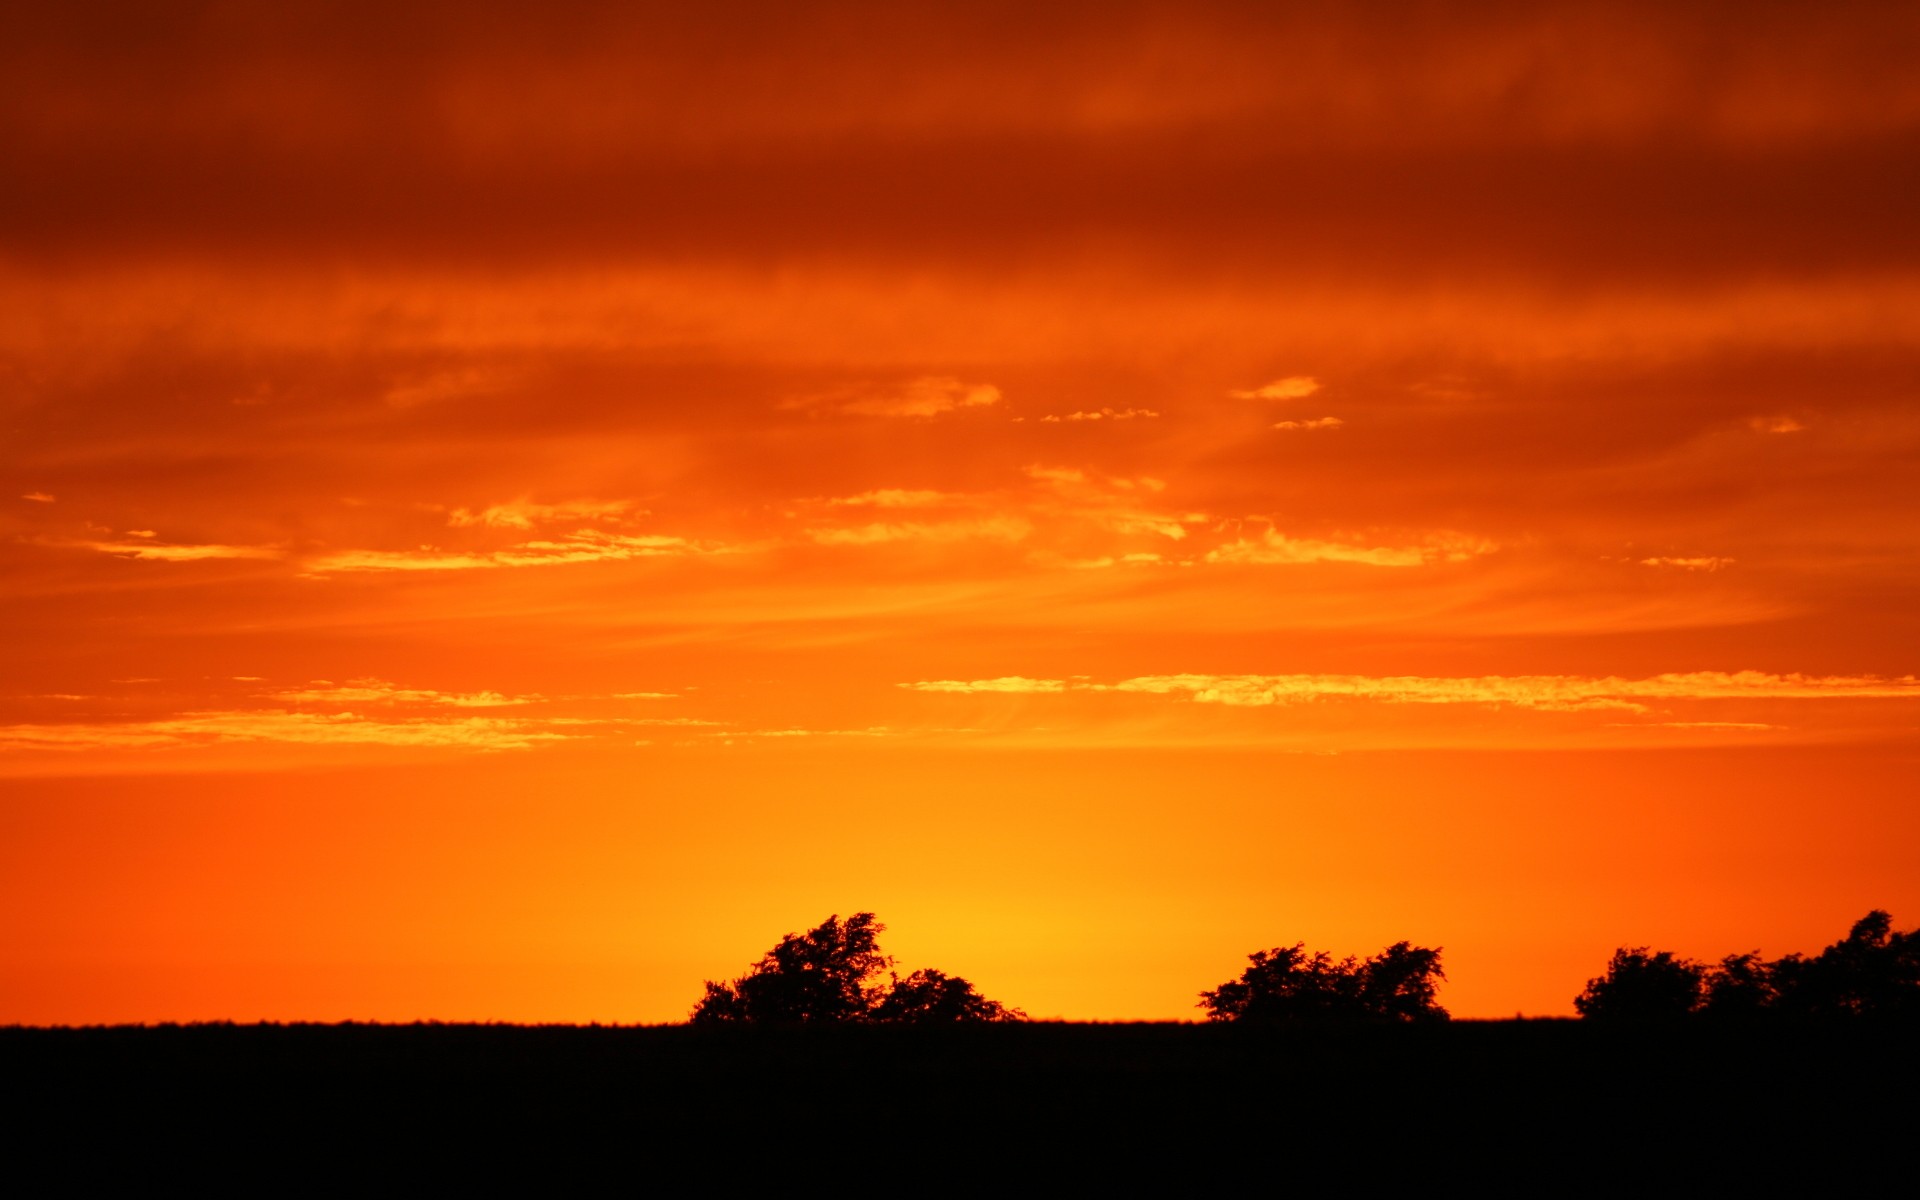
[4,1,1918,1023]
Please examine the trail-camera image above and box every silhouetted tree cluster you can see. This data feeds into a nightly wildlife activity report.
[689,907,1916,1028]
[691,913,1022,1025]
[1576,910,1919,1021]
[1199,940,1449,1023]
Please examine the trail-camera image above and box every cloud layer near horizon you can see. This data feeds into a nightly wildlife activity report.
[2,5,1916,757]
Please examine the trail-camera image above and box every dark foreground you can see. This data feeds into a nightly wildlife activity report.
[5,1020,1915,1184]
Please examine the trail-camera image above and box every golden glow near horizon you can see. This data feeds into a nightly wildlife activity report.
[3,2,1918,1024]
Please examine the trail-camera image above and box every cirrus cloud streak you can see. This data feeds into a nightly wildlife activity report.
[904,670,1920,713]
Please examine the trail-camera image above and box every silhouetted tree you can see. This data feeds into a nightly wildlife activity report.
[691,912,891,1025]
[1360,941,1449,1021]
[1700,952,1776,1018]
[1573,948,1705,1020]
[690,913,1021,1025]
[1200,940,1448,1023]
[1770,910,1919,1018]
[868,969,1023,1024]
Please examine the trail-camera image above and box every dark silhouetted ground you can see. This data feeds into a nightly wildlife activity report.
[5,1020,1914,1185]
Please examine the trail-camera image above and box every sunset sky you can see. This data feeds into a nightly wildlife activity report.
[4,1,1918,1024]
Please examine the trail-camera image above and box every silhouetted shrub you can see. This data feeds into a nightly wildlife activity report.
[690,913,1020,1025]
[1200,940,1448,1023]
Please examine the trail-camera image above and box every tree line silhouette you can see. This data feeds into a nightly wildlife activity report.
[1576,909,1919,1020]
[1198,940,1448,1023]
[691,909,1918,1024]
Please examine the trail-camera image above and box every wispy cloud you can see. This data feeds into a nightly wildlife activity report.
[1749,415,1805,433]
[1023,465,1091,486]
[1641,556,1735,571]
[0,677,722,757]
[22,491,54,503]
[0,711,571,753]
[1038,408,1159,422]
[807,517,1031,546]
[305,529,727,573]
[836,376,1001,417]
[741,727,895,738]
[903,671,1920,712]
[1272,417,1344,431]
[445,498,639,529]
[1230,376,1320,401]
[385,367,505,409]
[79,540,284,563]
[795,467,1246,562]
[544,716,725,728]
[1046,552,1166,569]
[809,468,1479,571]
[268,678,542,707]
[900,677,1070,694]
[1019,464,1200,542]
[825,489,966,508]
[1203,528,1494,567]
